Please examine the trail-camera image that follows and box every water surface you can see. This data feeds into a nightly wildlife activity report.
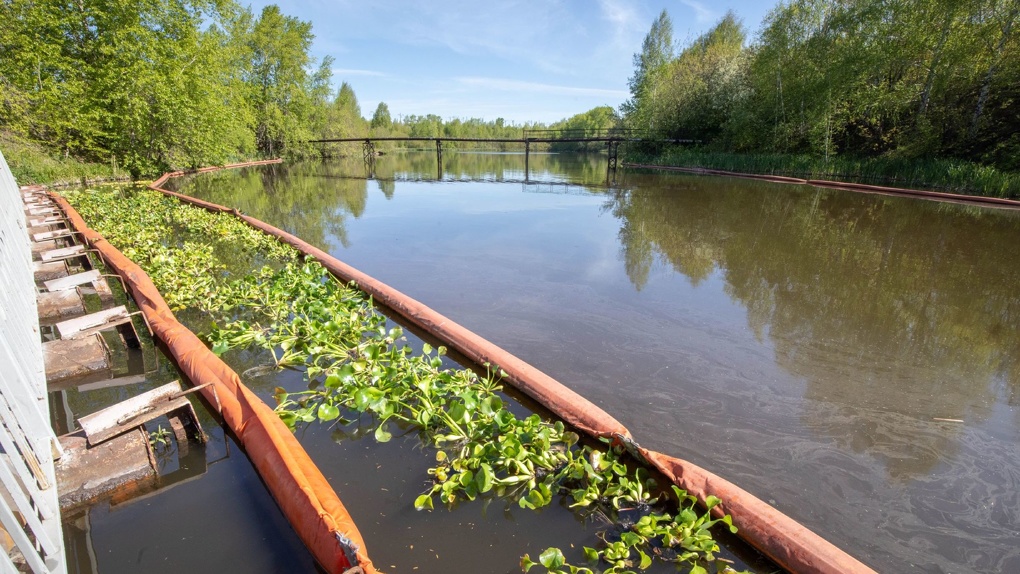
[171,152,1020,573]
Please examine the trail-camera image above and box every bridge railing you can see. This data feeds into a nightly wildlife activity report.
[522,128,653,140]
[0,149,66,574]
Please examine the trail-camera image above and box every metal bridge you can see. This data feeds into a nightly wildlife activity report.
[307,129,697,183]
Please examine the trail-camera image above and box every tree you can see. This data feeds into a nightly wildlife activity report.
[370,102,392,130]
[242,4,329,155]
[622,9,674,128]
[969,1,1018,138]
[646,11,748,143]
[335,82,361,119]
[550,106,620,151]
[0,0,367,173]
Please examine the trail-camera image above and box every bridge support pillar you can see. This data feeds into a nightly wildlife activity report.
[607,140,620,184]
[436,140,443,179]
[363,140,376,163]
[524,139,530,182]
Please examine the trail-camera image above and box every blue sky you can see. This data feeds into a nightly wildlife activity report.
[247,1,776,124]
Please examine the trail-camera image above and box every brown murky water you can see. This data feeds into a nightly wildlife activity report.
[150,152,1020,573]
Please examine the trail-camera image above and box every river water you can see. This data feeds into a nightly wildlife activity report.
[164,152,1020,573]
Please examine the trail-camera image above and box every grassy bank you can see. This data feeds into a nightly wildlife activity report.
[626,148,1020,199]
[1,132,118,186]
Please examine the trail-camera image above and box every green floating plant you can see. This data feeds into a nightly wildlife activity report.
[66,185,745,574]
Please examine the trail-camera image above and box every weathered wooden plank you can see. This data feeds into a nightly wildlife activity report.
[32,229,72,242]
[78,381,184,445]
[27,217,63,227]
[0,501,50,574]
[43,269,100,292]
[39,244,84,261]
[54,306,129,339]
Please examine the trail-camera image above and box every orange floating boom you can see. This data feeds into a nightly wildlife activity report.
[50,189,377,574]
[147,163,877,574]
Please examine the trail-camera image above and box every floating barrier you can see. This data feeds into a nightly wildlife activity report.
[623,162,1020,209]
[623,163,809,184]
[50,188,376,574]
[146,162,877,574]
[806,178,1020,208]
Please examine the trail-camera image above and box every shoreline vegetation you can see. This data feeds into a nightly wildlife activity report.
[619,3,1019,199]
[4,2,1016,197]
[623,147,1020,199]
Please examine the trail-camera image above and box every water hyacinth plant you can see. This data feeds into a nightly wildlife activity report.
[65,185,744,573]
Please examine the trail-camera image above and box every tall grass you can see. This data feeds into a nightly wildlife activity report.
[626,147,1020,199]
[1,131,118,185]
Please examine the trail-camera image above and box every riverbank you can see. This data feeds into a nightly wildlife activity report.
[1,130,278,186]
[625,148,1020,199]
[1,132,119,185]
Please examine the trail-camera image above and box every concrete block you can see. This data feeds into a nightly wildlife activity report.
[43,335,109,381]
[34,261,68,282]
[37,290,85,320]
[55,429,157,511]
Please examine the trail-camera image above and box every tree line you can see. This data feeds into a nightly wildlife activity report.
[623,0,1019,172]
[0,1,570,177]
[0,1,361,176]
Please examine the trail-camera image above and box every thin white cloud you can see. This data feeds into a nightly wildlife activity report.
[457,77,628,99]
[598,0,639,28]
[679,0,719,23]
[596,0,646,53]
[332,68,385,77]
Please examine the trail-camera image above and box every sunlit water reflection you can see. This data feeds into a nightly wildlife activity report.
[171,152,1020,573]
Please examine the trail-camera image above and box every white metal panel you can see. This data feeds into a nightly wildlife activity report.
[0,148,66,574]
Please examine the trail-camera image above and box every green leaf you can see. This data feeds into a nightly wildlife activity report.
[413,494,433,511]
[211,340,230,355]
[583,547,600,565]
[353,387,384,411]
[638,549,651,569]
[520,555,536,572]
[477,463,495,493]
[620,531,642,547]
[481,395,503,415]
[317,403,340,421]
[374,423,392,443]
[324,374,342,389]
[689,565,707,574]
[722,514,737,533]
[277,411,297,428]
[538,547,565,569]
[336,364,355,380]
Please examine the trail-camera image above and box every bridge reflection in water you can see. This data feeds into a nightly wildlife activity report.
[308,128,697,185]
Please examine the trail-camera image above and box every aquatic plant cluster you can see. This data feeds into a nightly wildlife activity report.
[65,185,743,574]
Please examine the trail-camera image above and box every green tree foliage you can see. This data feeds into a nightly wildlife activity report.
[316,81,367,156]
[0,0,353,176]
[548,106,621,151]
[370,102,393,130]
[623,0,1020,171]
[242,5,323,156]
[645,11,748,143]
[622,9,674,128]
